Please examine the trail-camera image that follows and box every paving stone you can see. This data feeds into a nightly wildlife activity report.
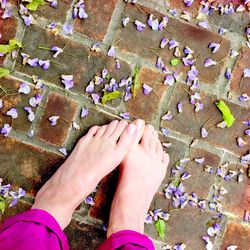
[145,206,212,247]
[208,11,250,36]
[115,3,231,84]
[220,164,250,218]
[89,171,118,223]
[220,222,250,250]
[184,148,220,198]
[0,137,64,194]
[230,47,250,96]
[65,220,106,250]
[168,0,200,16]
[161,84,250,156]
[75,0,118,41]
[126,67,169,123]
[0,77,42,133]
[35,0,73,22]
[15,25,131,107]
[0,11,18,64]
[37,92,77,145]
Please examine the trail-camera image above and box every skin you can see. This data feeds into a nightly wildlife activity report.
[32,119,169,235]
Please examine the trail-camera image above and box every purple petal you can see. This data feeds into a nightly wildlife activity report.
[63,24,73,35]
[119,112,130,119]
[142,83,153,95]
[81,108,89,118]
[201,127,208,138]
[107,46,116,57]
[204,58,217,67]
[91,93,100,104]
[49,116,60,126]
[243,68,250,78]
[18,82,31,94]
[161,128,169,136]
[164,75,175,86]
[27,58,39,67]
[1,123,11,137]
[160,38,168,48]
[6,108,18,119]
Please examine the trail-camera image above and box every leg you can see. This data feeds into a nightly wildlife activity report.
[32,119,143,229]
[102,124,169,249]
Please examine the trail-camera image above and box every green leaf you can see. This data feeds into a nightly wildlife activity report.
[170,58,181,66]
[101,91,121,105]
[26,0,45,11]
[155,219,166,242]
[0,197,6,214]
[131,65,141,98]
[248,167,250,178]
[0,39,22,55]
[0,67,10,78]
[9,39,22,48]
[215,100,235,128]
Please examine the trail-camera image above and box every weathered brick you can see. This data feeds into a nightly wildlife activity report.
[75,0,118,41]
[220,222,250,250]
[15,25,131,107]
[125,67,169,123]
[65,220,106,250]
[35,0,73,22]
[115,4,231,84]
[37,92,77,145]
[0,137,64,194]
[230,47,250,96]
[161,85,250,155]
[208,10,250,36]
[89,171,118,223]
[184,148,220,198]
[220,164,250,218]
[0,12,18,64]
[0,77,42,133]
[145,206,212,247]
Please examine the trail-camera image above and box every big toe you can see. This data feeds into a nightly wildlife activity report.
[132,119,145,145]
[141,124,154,149]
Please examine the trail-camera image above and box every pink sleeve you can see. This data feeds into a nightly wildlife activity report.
[99,230,155,250]
[0,209,69,250]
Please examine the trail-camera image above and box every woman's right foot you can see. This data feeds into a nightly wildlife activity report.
[107,124,169,237]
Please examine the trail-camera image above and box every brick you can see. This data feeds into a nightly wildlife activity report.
[230,47,250,96]
[64,220,106,250]
[115,4,231,84]
[184,148,220,198]
[35,0,73,22]
[0,77,42,133]
[161,84,250,155]
[125,67,169,123]
[75,0,118,41]
[15,25,131,107]
[220,222,250,250]
[220,164,250,218]
[145,206,212,247]
[37,92,77,145]
[0,12,18,64]
[89,171,118,223]
[208,10,250,36]
[0,137,64,193]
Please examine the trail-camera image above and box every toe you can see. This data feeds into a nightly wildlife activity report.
[149,131,158,153]
[117,123,137,150]
[132,119,145,145]
[87,125,99,137]
[103,120,119,137]
[141,124,154,149]
[110,120,128,141]
[156,140,163,158]
[162,152,170,166]
[94,125,108,138]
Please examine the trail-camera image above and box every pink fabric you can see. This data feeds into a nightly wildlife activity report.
[0,209,155,250]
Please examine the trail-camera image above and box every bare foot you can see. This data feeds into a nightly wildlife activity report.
[107,124,169,236]
[33,120,143,229]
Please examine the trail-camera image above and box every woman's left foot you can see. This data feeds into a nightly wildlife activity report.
[32,120,144,229]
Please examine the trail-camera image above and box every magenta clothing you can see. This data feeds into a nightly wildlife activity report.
[0,209,155,250]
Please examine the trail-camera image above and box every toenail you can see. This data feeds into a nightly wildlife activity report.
[127,124,136,134]
[136,119,144,130]
[121,120,128,125]
[147,124,154,130]
[112,120,119,124]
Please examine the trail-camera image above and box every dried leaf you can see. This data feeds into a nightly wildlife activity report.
[155,219,166,241]
[131,65,141,98]
[101,91,121,105]
[216,100,235,128]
